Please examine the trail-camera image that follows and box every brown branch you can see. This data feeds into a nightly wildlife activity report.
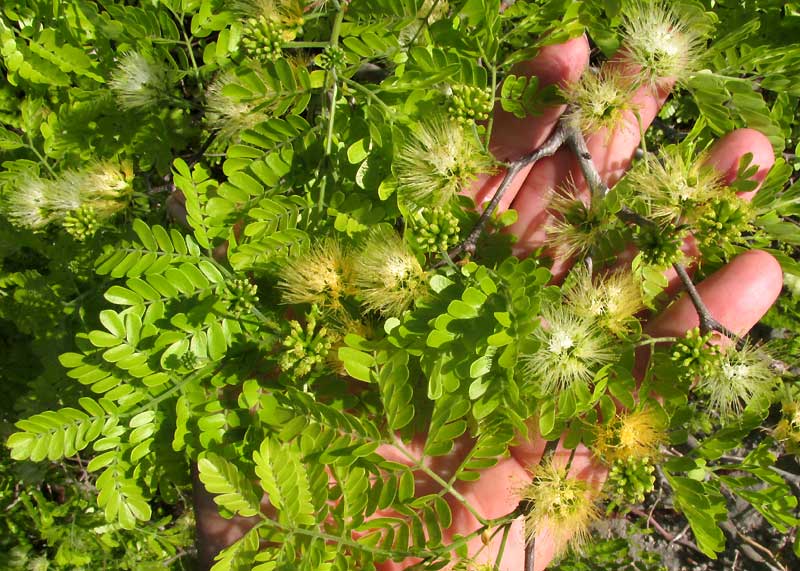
[524,536,535,571]
[628,507,703,554]
[719,520,786,571]
[565,122,747,347]
[672,262,743,345]
[438,121,568,267]
[565,124,609,201]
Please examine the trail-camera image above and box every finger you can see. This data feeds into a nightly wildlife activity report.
[646,249,783,338]
[657,128,775,293]
[528,249,782,571]
[704,128,775,200]
[489,35,591,163]
[508,76,674,258]
[469,36,590,212]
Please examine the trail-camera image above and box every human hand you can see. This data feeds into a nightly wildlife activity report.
[194,33,783,571]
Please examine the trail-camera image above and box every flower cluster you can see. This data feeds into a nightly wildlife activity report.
[394,115,493,211]
[279,228,427,319]
[696,344,777,419]
[110,52,174,111]
[4,162,133,231]
[522,304,615,395]
[618,0,706,86]
[354,227,426,317]
[565,267,644,336]
[562,69,634,138]
[522,456,600,556]
[594,408,666,463]
[205,72,272,143]
[626,148,725,225]
[546,190,607,260]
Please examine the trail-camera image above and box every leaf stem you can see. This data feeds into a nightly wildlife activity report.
[392,436,488,526]
[342,77,393,122]
[27,137,56,177]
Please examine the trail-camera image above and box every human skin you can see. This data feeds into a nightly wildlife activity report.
[193,34,784,571]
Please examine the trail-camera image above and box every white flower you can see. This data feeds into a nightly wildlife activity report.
[205,72,272,143]
[394,115,493,211]
[4,177,54,229]
[565,266,644,336]
[522,305,615,394]
[279,238,354,311]
[110,52,171,110]
[353,226,426,316]
[562,68,634,137]
[625,147,723,224]
[697,345,777,418]
[619,0,706,86]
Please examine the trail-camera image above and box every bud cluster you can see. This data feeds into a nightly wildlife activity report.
[241,17,290,63]
[670,327,718,378]
[695,196,754,256]
[632,222,686,268]
[447,84,493,125]
[222,278,260,315]
[62,205,101,241]
[315,45,346,71]
[775,401,800,455]
[410,207,461,253]
[279,307,338,379]
[238,0,303,64]
[605,456,656,513]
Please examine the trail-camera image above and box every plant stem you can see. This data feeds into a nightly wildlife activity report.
[392,437,488,526]
[524,536,535,571]
[634,336,680,348]
[27,138,56,177]
[169,7,203,93]
[124,363,218,418]
[568,126,745,347]
[342,77,393,121]
[493,522,512,569]
[439,121,568,266]
[320,6,345,214]
[283,40,329,49]
[565,124,608,201]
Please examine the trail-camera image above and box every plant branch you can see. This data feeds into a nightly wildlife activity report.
[565,124,608,201]
[567,125,744,345]
[672,262,742,343]
[628,507,703,554]
[524,537,535,571]
[440,121,568,266]
[719,519,786,571]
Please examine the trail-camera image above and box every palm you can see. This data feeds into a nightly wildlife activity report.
[196,35,783,571]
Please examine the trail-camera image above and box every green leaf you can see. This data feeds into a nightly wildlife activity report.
[667,475,727,558]
[339,347,374,382]
[198,453,261,518]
